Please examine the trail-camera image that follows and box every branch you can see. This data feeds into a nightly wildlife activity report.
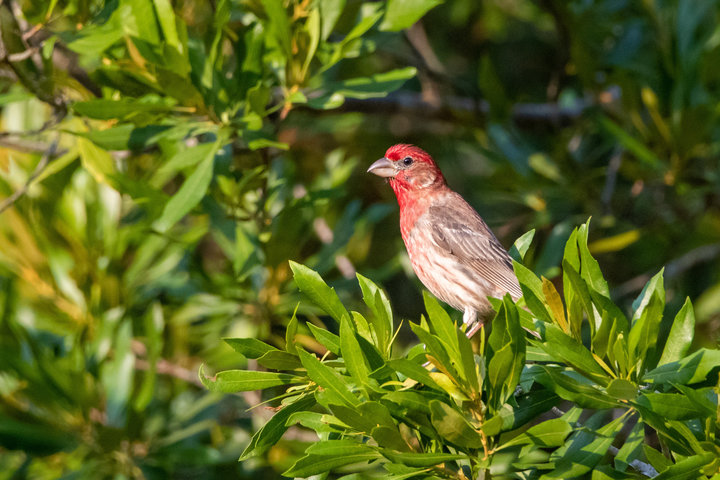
[614,243,720,297]
[607,445,658,478]
[318,90,615,127]
[131,339,204,389]
[0,135,59,214]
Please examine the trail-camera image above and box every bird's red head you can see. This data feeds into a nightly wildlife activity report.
[367,144,446,207]
[384,144,435,165]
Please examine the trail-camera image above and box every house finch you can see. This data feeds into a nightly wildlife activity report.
[368,144,522,337]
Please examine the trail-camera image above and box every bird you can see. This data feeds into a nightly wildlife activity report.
[367,144,522,338]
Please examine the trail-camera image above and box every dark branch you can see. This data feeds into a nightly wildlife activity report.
[317,90,611,128]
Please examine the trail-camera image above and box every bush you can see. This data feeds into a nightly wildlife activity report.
[204,220,720,479]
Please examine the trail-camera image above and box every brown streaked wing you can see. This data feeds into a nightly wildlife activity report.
[426,195,522,299]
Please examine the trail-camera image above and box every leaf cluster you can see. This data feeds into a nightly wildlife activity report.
[209,221,720,479]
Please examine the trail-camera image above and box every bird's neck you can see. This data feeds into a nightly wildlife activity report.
[392,180,447,239]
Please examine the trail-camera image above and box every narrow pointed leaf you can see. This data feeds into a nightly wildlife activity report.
[298,349,359,406]
[239,394,315,460]
[658,297,695,366]
[199,366,300,392]
[290,261,349,323]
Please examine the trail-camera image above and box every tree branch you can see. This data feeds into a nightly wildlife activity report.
[0,135,59,214]
[614,243,720,297]
[316,90,615,128]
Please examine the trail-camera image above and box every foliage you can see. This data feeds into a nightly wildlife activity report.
[0,0,423,477]
[206,221,720,479]
[1,0,720,478]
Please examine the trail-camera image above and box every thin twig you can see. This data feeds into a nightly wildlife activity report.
[601,149,623,215]
[0,135,59,214]
[614,243,720,297]
[321,90,616,127]
[131,339,204,388]
[607,445,658,477]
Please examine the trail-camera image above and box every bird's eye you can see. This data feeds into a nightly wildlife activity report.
[402,156,413,166]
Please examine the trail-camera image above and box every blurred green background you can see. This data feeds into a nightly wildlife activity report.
[1,0,719,477]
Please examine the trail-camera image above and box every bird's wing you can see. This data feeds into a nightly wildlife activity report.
[427,195,522,299]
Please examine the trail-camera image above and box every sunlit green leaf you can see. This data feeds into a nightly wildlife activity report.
[298,349,359,406]
[658,297,695,366]
[199,365,300,392]
[380,0,444,31]
[290,261,350,323]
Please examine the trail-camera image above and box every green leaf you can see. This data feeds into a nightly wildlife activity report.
[285,306,299,355]
[357,273,393,353]
[77,124,170,151]
[380,0,444,31]
[0,91,34,106]
[153,0,181,49]
[534,366,618,409]
[386,359,443,392]
[561,260,597,336]
[284,449,381,477]
[643,348,720,385]
[307,322,341,355]
[72,97,176,120]
[340,316,371,387]
[488,389,560,435]
[643,445,673,472]
[381,390,433,415]
[658,297,695,366]
[671,384,717,416]
[613,420,645,472]
[627,270,665,372]
[154,140,220,232]
[540,325,609,385]
[429,400,483,449]
[306,439,378,456]
[636,393,706,420]
[77,137,116,186]
[240,394,315,460]
[199,365,300,392]
[456,326,479,395]
[409,322,457,380]
[256,351,302,370]
[223,337,280,359]
[263,0,292,57]
[300,8,320,79]
[509,229,535,262]
[318,0,346,40]
[598,116,662,169]
[152,141,219,188]
[298,349,359,406]
[514,261,553,323]
[606,378,637,401]
[323,67,417,101]
[371,425,411,452]
[652,453,716,480]
[577,220,610,298]
[486,295,525,411]
[422,292,459,360]
[496,418,572,450]
[329,404,375,433]
[544,414,625,479]
[289,261,350,323]
[380,450,466,468]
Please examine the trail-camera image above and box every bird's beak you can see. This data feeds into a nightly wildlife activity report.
[367,157,396,178]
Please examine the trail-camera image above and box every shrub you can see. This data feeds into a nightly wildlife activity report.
[203,220,720,479]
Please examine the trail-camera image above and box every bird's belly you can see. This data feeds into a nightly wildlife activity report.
[404,227,494,313]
